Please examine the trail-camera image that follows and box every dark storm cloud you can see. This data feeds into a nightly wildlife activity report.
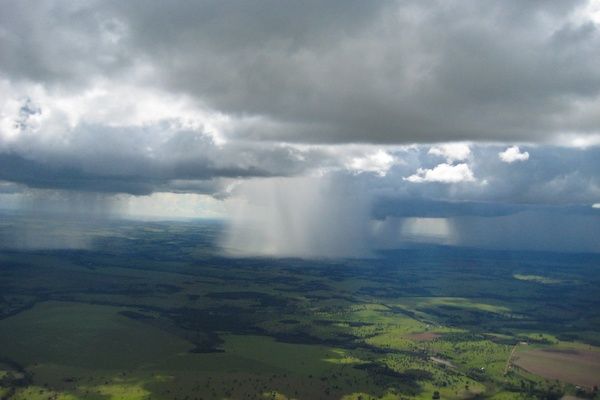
[0,181,24,194]
[110,0,600,143]
[0,152,157,195]
[0,122,336,195]
[0,1,131,85]
[2,0,600,144]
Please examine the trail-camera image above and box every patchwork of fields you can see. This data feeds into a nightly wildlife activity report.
[0,216,599,399]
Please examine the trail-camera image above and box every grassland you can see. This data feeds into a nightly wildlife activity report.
[0,214,599,399]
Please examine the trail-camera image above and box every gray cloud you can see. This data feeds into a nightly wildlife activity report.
[0,114,340,194]
[2,1,600,144]
[114,0,600,143]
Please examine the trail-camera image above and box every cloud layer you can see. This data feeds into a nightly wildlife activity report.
[1,1,600,255]
[3,1,600,145]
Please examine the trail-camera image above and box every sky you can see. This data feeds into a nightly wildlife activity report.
[1,0,600,255]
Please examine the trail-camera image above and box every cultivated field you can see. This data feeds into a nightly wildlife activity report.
[513,346,600,388]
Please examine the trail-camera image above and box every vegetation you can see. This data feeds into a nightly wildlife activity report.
[0,213,599,399]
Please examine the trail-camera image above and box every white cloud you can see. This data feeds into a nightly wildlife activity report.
[572,0,600,25]
[428,143,471,162]
[347,150,395,176]
[405,163,475,183]
[499,146,530,163]
[0,78,230,146]
[593,203,600,209]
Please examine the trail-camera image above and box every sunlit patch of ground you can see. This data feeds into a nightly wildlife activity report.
[80,382,151,399]
[10,386,79,400]
[323,349,365,365]
[393,297,512,316]
[518,332,559,343]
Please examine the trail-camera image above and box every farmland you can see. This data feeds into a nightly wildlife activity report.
[0,213,599,399]
[513,345,600,388]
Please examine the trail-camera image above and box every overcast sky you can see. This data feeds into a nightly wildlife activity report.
[1,0,599,255]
